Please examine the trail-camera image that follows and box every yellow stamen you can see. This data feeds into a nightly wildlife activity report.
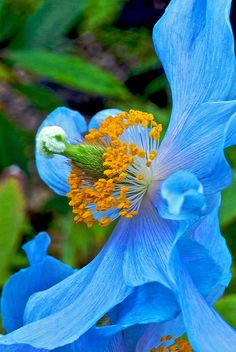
[149,124,163,140]
[149,150,157,161]
[150,335,193,352]
[67,110,162,227]
[99,217,112,227]
[137,174,145,180]
[160,336,173,342]
[159,347,167,352]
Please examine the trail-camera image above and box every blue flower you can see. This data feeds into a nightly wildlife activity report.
[0,232,75,351]
[0,232,231,352]
[0,234,222,352]
[1,0,236,351]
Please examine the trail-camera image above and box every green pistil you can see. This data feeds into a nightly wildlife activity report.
[63,143,105,178]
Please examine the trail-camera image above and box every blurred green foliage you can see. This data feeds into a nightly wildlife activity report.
[0,178,26,285]
[0,0,236,331]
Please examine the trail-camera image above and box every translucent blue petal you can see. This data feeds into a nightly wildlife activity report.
[110,282,179,327]
[169,238,236,352]
[160,170,206,221]
[1,233,74,334]
[123,199,176,288]
[136,315,185,352]
[0,225,132,350]
[193,199,232,291]
[157,101,236,194]
[0,344,47,352]
[153,0,235,130]
[224,112,236,148]
[88,109,122,130]
[22,232,51,265]
[75,329,127,352]
[36,107,87,195]
[122,325,145,352]
[173,236,221,298]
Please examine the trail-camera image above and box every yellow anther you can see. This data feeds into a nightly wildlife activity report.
[160,336,172,342]
[82,210,92,219]
[149,150,157,161]
[149,125,162,140]
[117,172,128,181]
[150,335,192,352]
[67,110,162,227]
[159,346,167,352]
[99,217,112,227]
[137,174,144,180]
[119,209,128,216]
[120,185,129,193]
[137,149,146,158]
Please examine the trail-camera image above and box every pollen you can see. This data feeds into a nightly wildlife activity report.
[67,110,162,227]
[150,335,193,352]
[149,124,163,140]
[137,174,145,180]
[160,336,172,342]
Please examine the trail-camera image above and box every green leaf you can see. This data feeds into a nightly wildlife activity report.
[8,50,130,99]
[144,75,169,97]
[61,214,112,267]
[0,0,20,43]
[220,171,236,226]
[13,83,63,112]
[0,178,25,284]
[0,112,28,173]
[99,27,159,70]
[12,0,87,49]
[215,294,236,329]
[82,0,125,31]
[0,62,14,82]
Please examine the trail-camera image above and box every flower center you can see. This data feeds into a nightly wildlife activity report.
[67,110,162,227]
[150,335,193,352]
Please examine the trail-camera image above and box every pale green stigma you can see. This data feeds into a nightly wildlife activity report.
[37,126,67,157]
[37,125,105,178]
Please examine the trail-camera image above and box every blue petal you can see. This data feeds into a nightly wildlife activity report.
[110,282,179,327]
[88,109,122,130]
[36,107,87,195]
[173,236,221,298]
[1,233,74,334]
[122,325,146,352]
[0,225,132,350]
[157,101,236,194]
[22,232,50,265]
[192,198,232,300]
[0,344,47,352]
[123,199,175,288]
[153,0,235,130]
[224,112,236,148]
[136,315,185,352]
[160,170,206,221]
[169,238,236,352]
[75,328,127,352]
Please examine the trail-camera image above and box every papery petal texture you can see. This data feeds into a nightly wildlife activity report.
[36,107,86,195]
[153,0,235,129]
[169,237,236,352]
[1,233,73,334]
